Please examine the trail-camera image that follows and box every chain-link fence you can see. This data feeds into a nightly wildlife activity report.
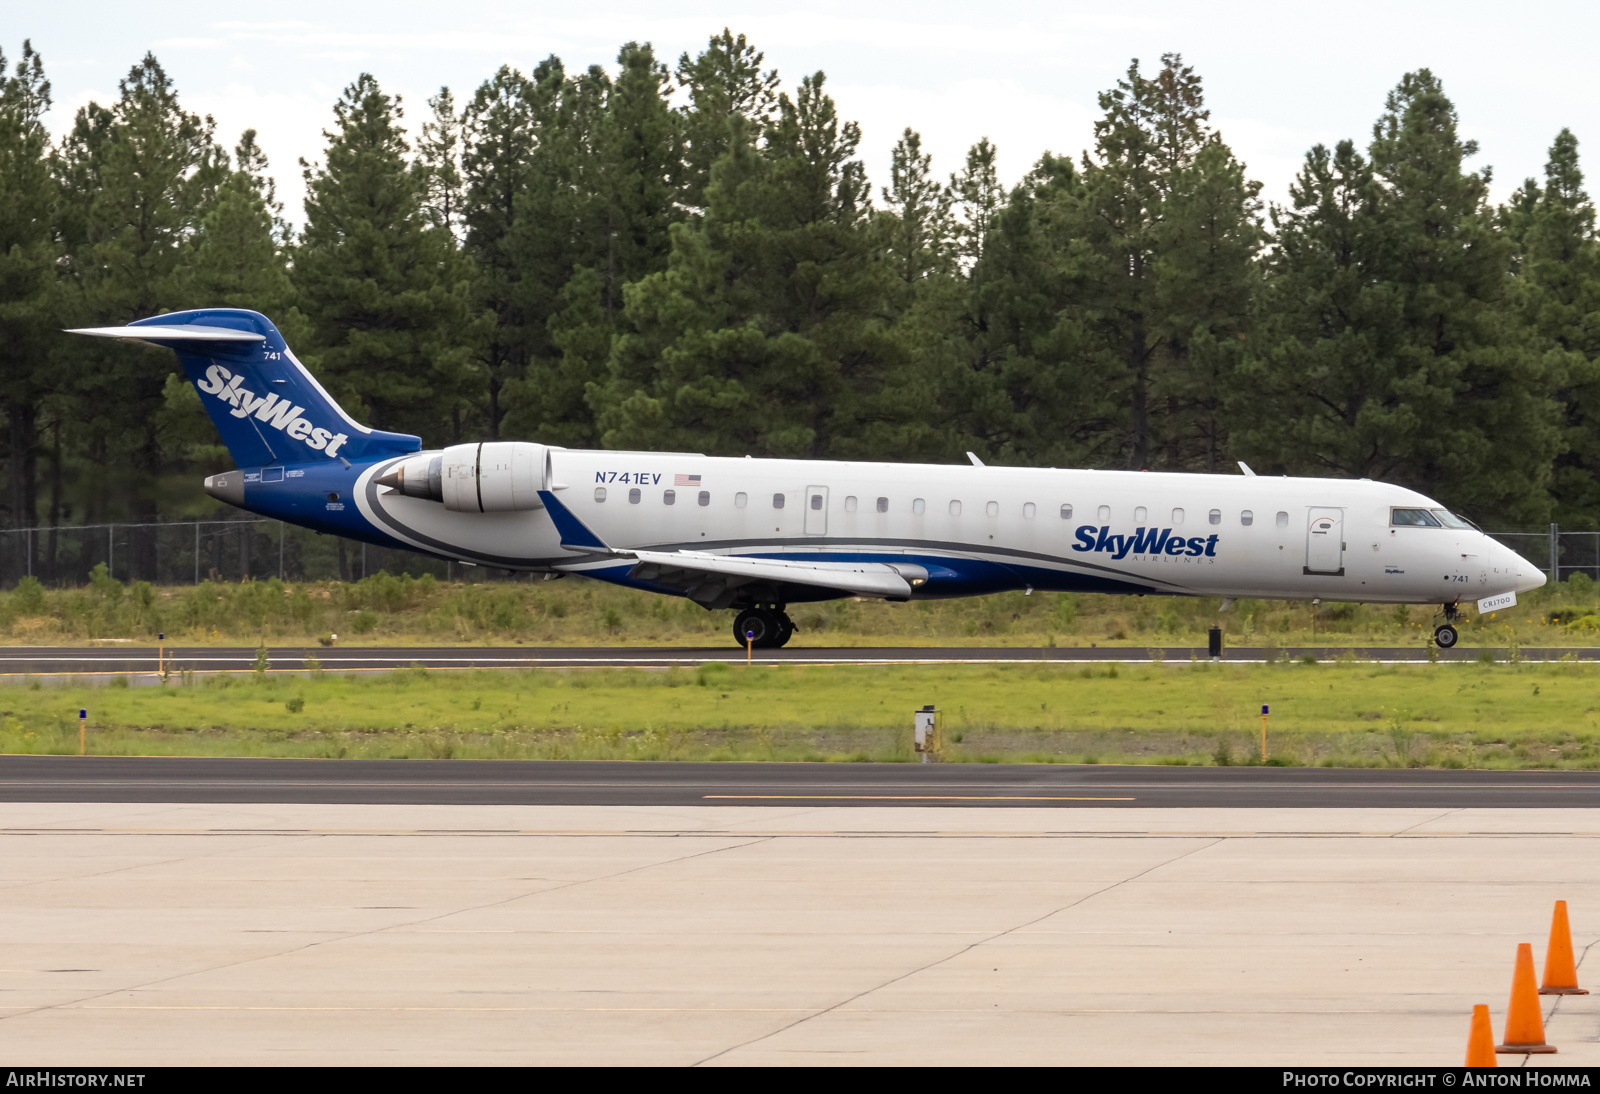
[0,517,468,587]
[0,517,1590,590]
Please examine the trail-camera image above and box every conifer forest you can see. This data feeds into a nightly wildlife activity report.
[2,32,1597,584]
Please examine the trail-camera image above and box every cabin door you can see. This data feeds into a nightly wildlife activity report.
[1304,507,1345,576]
[804,486,828,535]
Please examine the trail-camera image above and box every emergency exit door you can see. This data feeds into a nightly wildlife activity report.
[805,486,828,535]
[1304,507,1345,576]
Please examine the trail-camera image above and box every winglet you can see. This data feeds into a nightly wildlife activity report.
[538,489,615,553]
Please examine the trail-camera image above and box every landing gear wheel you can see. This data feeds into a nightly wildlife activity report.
[1434,624,1459,649]
[773,611,795,649]
[733,608,782,649]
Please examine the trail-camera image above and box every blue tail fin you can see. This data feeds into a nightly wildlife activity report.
[72,308,421,467]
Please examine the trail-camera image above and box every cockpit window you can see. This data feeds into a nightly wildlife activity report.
[1391,508,1441,527]
[1431,509,1474,530]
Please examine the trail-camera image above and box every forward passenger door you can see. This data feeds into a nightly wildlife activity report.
[1304,507,1345,576]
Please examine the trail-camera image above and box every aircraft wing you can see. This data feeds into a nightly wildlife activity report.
[625,549,921,600]
[535,487,924,601]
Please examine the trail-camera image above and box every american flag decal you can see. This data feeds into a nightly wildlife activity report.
[674,473,702,486]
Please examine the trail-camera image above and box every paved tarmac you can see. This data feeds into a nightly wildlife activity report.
[3,757,1599,808]
[2,801,1596,1066]
[3,643,1598,677]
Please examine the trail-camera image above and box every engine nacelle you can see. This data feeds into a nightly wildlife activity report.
[376,442,555,512]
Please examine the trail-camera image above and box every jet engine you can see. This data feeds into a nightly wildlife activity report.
[375,442,555,513]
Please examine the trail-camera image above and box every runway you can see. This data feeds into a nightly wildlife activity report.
[2,642,1596,676]
[3,756,1598,808]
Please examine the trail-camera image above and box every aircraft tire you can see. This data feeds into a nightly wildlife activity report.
[773,612,795,648]
[733,608,782,649]
[1434,624,1458,649]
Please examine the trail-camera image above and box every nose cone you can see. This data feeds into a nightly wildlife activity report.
[1504,545,1547,593]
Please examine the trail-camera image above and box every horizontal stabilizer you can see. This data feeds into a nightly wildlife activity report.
[68,324,266,343]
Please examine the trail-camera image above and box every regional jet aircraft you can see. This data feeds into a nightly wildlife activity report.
[71,309,1547,649]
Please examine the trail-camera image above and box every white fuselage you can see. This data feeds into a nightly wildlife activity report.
[353,450,1546,608]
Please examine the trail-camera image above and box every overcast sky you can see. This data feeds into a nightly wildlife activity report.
[12,1,1597,224]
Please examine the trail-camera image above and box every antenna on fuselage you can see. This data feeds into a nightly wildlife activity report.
[1238,461,1257,477]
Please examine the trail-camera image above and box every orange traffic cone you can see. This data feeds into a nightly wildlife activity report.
[1540,900,1589,995]
[1465,1004,1497,1067]
[1497,942,1558,1053]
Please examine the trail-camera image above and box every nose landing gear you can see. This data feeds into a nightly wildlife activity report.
[733,606,795,649]
[1433,602,1462,648]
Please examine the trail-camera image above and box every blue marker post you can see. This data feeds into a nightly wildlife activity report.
[1260,704,1269,764]
[157,632,165,678]
[746,630,754,666]
[79,708,87,757]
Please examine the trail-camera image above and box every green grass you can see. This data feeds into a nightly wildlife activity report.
[4,659,1599,767]
[2,566,1598,649]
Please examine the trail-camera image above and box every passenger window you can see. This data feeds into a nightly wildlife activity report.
[772,493,785,510]
[1135,506,1148,522]
[844,496,858,512]
[594,487,607,503]
[1024,502,1037,518]
[1172,508,1184,524]
[1391,508,1441,527]
[876,496,888,513]
[1276,511,1288,527]
[1208,509,1221,525]
[628,488,641,504]
[663,489,676,506]
[1060,504,1072,520]
[1097,505,1110,521]
[698,490,710,507]
[986,501,999,517]
[810,493,824,511]
[1241,510,1253,526]
[949,500,962,516]
[735,492,747,509]
[913,498,926,515]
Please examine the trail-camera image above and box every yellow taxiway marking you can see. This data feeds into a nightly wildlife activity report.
[702,794,1136,801]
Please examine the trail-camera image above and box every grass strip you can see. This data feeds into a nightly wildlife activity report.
[2,660,1597,767]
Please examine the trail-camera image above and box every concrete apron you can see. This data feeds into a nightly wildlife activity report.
[1,803,1597,1066]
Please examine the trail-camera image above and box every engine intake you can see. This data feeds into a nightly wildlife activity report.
[375,442,555,512]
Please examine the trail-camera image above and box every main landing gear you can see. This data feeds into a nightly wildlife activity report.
[734,606,795,649]
[1433,602,1462,649]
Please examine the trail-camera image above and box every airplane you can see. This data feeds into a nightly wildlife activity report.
[70,308,1548,650]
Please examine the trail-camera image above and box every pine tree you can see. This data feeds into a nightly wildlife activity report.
[295,74,472,442]
[950,138,1001,269]
[417,87,464,239]
[1509,130,1600,525]
[56,53,227,573]
[459,61,562,439]
[0,40,57,569]
[1240,71,1560,524]
[675,30,779,213]
[596,72,907,458]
